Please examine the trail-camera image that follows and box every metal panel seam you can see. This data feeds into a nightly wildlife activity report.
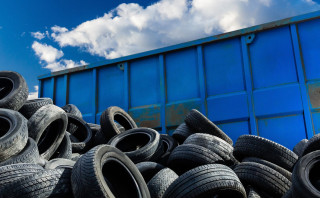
[241,35,258,135]
[51,78,55,104]
[38,80,42,98]
[92,69,97,123]
[197,45,208,116]
[290,24,314,138]
[64,74,68,105]
[124,62,129,112]
[159,54,166,134]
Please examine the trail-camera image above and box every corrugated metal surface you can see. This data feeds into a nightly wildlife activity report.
[38,11,320,149]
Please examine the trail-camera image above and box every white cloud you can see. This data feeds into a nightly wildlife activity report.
[48,0,320,59]
[32,41,86,71]
[31,31,45,40]
[28,86,39,99]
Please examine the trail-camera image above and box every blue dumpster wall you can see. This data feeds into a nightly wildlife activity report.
[38,11,320,150]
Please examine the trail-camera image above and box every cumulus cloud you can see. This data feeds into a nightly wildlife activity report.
[28,86,39,99]
[32,41,87,71]
[31,32,45,40]
[49,0,320,59]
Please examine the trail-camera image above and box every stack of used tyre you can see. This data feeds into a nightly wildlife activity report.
[1,71,320,198]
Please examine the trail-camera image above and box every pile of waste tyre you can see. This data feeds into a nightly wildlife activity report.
[0,71,319,198]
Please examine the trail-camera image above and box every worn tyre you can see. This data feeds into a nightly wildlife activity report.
[100,106,137,141]
[71,145,150,198]
[247,187,261,198]
[2,168,72,198]
[292,150,320,198]
[0,138,40,166]
[184,133,236,165]
[163,164,246,198]
[147,168,178,198]
[45,158,75,169]
[184,109,233,145]
[302,134,320,156]
[242,157,292,181]
[108,127,160,163]
[61,104,82,118]
[0,71,28,111]
[0,163,43,189]
[0,109,28,162]
[172,122,194,144]
[293,139,308,157]
[152,134,178,165]
[234,135,298,171]
[28,104,67,160]
[19,98,53,119]
[136,161,165,183]
[234,162,291,198]
[50,132,72,160]
[67,113,92,153]
[167,144,224,175]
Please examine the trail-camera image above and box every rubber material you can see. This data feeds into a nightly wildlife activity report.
[100,106,137,141]
[0,71,28,111]
[172,122,194,144]
[71,145,150,198]
[19,98,53,119]
[233,135,298,171]
[136,161,165,183]
[163,164,246,198]
[147,168,178,198]
[50,133,72,160]
[0,138,40,166]
[0,109,28,163]
[61,104,82,118]
[302,134,320,156]
[108,127,160,163]
[167,144,224,175]
[45,158,75,169]
[184,109,233,145]
[293,139,308,157]
[234,162,291,198]
[2,168,72,198]
[28,104,67,160]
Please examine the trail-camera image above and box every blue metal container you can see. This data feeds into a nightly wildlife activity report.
[38,11,320,150]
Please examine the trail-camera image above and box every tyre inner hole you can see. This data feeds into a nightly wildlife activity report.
[0,116,11,138]
[67,118,87,142]
[102,159,140,198]
[0,78,13,100]
[116,133,150,152]
[309,161,320,190]
[163,140,169,152]
[114,114,133,130]
[38,119,64,154]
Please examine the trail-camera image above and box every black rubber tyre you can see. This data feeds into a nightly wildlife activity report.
[108,127,160,163]
[2,168,72,198]
[71,145,150,198]
[167,144,224,175]
[282,188,293,198]
[100,106,137,141]
[242,157,292,181]
[88,123,100,137]
[0,109,28,162]
[45,158,75,169]
[233,135,298,171]
[234,162,291,198]
[247,187,261,198]
[67,113,93,153]
[0,163,43,188]
[292,150,320,198]
[0,138,40,166]
[172,122,194,144]
[61,104,82,118]
[293,139,308,157]
[28,104,67,160]
[71,153,81,161]
[147,168,178,198]
[184,133,237,165]
[163,164,246,198]
[19,98,53,119]
[0,71,28,111]
[92,129,109,146]
[152,134,178,165]
[50,132,72,160]
[302,134,320,156]
[136,161,165,183]
[184,109,233,145]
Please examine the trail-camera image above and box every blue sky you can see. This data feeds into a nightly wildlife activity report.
[0,0,319,98]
